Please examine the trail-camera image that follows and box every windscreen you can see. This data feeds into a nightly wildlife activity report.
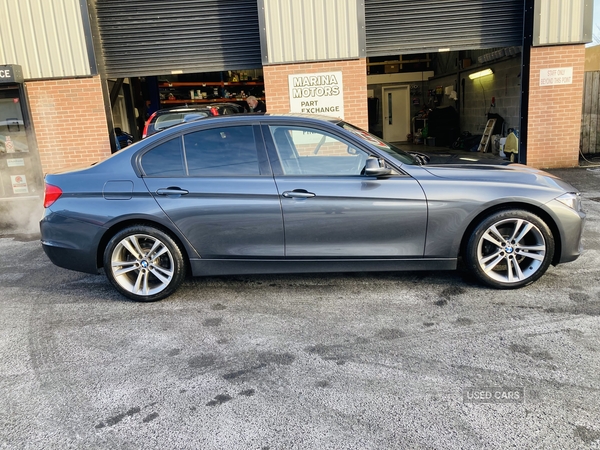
[338,122,418,165]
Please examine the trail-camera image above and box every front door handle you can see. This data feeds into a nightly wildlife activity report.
[156,187,189,196]
[282,189,316,199]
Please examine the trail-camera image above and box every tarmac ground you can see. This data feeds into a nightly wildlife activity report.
[0,162,599,449]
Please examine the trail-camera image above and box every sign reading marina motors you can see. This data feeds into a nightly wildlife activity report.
[288,71,344,119]
[0,65,24,84]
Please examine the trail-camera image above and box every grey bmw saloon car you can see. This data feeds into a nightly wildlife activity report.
[40,114,585,302]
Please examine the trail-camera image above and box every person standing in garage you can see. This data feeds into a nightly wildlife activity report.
[246,96,266,113]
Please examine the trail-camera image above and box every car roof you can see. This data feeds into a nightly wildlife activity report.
[153,105,216,115]
[265,112,341,122]
[153,103,244,114]
[210,102,244,108]
[189,112,341,124]
[139,112,345,143]
[179,112,341,130]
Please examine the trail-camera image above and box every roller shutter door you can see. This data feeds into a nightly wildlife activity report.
[365,0,525,56]
[92,0,262,78]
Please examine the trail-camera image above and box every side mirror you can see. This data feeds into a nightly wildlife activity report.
[364,157,392,177]
[408,151,430,165]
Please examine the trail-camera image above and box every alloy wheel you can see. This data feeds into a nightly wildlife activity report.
[476,218,547,284]
[110,233,175,297]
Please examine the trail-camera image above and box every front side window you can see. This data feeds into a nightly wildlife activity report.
[141,137,185,177]
[269,126,368,176]
[184,126,260,176]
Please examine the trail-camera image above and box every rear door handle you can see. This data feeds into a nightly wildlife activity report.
[282,190,315,199]
[156,187,189,196]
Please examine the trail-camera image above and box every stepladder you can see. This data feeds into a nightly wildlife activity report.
[477,119,496,153]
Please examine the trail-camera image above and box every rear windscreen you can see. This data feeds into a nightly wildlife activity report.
[154,112,209,132]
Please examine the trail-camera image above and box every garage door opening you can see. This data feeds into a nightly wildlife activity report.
[364,0,525,163]
[107,68,266,151]
[367,48,523,164]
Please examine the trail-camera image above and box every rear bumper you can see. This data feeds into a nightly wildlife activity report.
[41,242,99,274]
[40,212,105,274]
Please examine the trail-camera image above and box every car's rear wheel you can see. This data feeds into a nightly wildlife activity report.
[465,210,554,289]
[103,225,186,301]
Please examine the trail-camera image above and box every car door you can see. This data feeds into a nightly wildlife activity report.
[141,124,284,258]
[264,124,427,258]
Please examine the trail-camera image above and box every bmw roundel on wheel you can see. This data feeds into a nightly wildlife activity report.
[40,114,585,301]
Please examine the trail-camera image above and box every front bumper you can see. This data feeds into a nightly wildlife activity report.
[546,198,586,264]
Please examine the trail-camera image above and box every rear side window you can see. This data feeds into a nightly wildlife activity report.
[184,126,260,176]
[141,137,185,176]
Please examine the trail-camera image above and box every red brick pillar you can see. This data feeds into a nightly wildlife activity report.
[263,58,368,130]
[26,76,111,174]
[527,45,585,168]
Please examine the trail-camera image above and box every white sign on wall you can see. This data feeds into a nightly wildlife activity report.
[539,67,573,86]
[10,175,28,194]
[6,158,25,167]
[288,71,344,119]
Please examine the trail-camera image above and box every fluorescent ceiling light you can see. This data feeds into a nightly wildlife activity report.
[469,68,494,80]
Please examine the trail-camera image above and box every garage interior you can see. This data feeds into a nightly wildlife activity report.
[366,46,522,161]
[109,69,266,148]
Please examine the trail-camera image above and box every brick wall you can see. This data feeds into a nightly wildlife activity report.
[26,76,111,174]
[527,45,585,168]
[263,59,368,130]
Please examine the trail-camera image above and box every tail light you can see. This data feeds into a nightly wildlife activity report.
[142,111,157,138]
[44,183,63,208]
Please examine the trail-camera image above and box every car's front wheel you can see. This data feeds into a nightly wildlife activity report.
[465,210,555,289]
[103,225,186,301]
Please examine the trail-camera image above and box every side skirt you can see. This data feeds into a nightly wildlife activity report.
[189,258,457,277]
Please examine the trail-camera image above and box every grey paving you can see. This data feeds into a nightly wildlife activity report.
[0,167,599,449]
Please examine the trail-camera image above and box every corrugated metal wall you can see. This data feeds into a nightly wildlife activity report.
[533,0,593,46]
[260,0,364,65]
[365,0,524,56]
[0,0,92,79]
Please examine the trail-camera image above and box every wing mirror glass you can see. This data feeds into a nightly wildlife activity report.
[364,157,392,177]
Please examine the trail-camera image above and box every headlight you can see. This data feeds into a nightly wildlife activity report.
[556,192,582,212]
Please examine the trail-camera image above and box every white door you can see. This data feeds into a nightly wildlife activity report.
[382,86,410,142]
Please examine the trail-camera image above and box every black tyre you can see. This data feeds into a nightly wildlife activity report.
[465,209,554,289]
[103,225,186,301]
